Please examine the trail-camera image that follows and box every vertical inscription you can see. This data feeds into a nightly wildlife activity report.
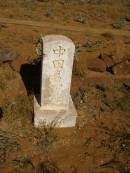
[51,45,66,104]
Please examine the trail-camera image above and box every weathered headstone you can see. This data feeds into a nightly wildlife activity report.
[34,35,77,127]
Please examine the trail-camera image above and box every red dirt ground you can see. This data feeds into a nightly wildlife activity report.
[0,0,130,173]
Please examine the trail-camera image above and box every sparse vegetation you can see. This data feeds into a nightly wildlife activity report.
[2,96,33,124]
[82,0,103,4]
[74,42,81,61]
[0,0,130,173]
[12,156,34,171]
[112,17,129,29]
[45,7,54,17]
[75,14,87,24]
[95,81,129,112]
[36,160,64,173]
[127,0,130,6]
[83,39,102,50]
[0,80,6,90]
[0,129,20,165]
[59,0,103,4]
[34,122,58,149]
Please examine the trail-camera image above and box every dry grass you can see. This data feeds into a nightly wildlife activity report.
[2,95,33,125]
[33,122,58,150]
[36,160,64,173]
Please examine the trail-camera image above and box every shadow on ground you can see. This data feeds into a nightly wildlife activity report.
[20,58,42,96]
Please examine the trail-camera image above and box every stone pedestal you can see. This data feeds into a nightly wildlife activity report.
[34,96,77,127]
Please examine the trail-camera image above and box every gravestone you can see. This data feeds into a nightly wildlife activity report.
[34,35,77,127]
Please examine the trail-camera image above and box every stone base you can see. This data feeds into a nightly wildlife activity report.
[34,96,77,128]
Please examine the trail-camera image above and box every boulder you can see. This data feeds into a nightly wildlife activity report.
[112,60,130,75]
[99,53,115,67]
[87,58,106,72]
[0,64,27,105]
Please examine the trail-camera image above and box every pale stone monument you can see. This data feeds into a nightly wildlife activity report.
[34,35,77,127]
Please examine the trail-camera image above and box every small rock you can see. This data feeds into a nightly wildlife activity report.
[112,60,130,75]
[0,24,8,29]
[87,58,106,72]
[123,80,130,92]
[126,15,130,22]
[94,149,113,167]
[99,53,115,68]
[100,102,111,112]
